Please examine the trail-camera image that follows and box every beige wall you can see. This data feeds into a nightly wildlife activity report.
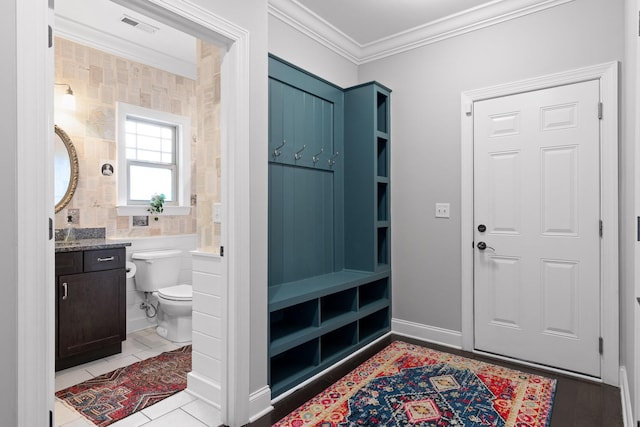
[54,37,221,242]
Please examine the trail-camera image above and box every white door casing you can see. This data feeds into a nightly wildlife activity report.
[461,62,619,385]
[473,80,601,377]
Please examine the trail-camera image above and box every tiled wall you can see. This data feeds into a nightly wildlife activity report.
[195,41,222,252]
[54,37,221,245]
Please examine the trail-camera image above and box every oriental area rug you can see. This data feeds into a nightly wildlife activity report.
[55,345,191,427]
[274,341,556,427]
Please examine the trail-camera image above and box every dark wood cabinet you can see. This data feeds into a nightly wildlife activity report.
[55,247,126,371]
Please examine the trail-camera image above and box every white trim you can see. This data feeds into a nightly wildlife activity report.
[17,0,54,425]
[248,386,274,423]
[186,371,222,410]
[268,0,575,65]
[391,319,463,350]
[133,1,258,424]
[460,61,620,386]
[620,367,634,427]
[54,15,197,79]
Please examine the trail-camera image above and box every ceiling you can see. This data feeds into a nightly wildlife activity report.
[55,0,572,70]
[296,0,495,46]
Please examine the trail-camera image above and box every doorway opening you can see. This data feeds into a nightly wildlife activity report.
[48,0,247,425]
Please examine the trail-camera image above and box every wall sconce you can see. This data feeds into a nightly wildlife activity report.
[55,83,76,111]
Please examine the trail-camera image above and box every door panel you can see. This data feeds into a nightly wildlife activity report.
[474,80,601,377]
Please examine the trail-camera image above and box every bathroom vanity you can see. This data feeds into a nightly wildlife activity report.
[55,234,130,371]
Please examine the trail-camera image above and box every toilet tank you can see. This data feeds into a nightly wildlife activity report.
[131,249,183,292]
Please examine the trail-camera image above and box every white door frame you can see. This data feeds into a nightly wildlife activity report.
[17,0,256,425]
[460,62,619,386]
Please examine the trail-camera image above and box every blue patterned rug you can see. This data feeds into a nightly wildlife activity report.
[274,341,556,426]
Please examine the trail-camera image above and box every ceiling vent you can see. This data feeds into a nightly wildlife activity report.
[120,15,158,34]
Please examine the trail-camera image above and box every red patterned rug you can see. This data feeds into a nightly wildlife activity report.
[274,341,556,427]
[56,345,191,426]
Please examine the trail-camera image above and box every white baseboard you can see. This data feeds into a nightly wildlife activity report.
[392,318,463,349]
[249,386,273,423]
[620,366,634,427]
[187,371,222,409]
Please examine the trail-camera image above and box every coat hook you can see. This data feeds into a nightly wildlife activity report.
[312,148,324,164]
[294,144,306,161]
[328,151,339,167]
[273,140,286,158]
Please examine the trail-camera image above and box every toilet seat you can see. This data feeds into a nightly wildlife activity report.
[157,284,192,301]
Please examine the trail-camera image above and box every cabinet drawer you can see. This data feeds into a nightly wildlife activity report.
[55,252,83,275]
[83,248,125,272]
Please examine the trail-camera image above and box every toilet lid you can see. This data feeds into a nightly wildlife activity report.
[158,284,192,301]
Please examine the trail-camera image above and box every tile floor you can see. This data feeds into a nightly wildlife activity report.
[55,328,221,427]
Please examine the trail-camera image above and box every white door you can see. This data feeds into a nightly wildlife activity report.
[473,80,601,377]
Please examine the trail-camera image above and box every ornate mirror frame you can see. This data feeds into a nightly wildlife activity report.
[54,125,79,213]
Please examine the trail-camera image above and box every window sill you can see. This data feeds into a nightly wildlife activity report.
[116,206,191,217]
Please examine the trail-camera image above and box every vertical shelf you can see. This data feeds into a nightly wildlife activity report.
[377,182,388,222]
[377,92,389,134]
[377,227,389,267]
[377,137,388,178]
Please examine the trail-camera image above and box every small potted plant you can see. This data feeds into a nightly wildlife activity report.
[147,193,166,221]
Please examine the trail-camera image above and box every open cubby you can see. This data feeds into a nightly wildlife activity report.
[321,322,358,362]
[359,307,390,341]
[377,182,388,222]
[270,299,319,342]
[377,92,388,133]
[269,56,391,397]
[321,288,357,324]
[377,137,388,178]
[270,338,319,392]
[377,227,389,266]
[359,278,389,309]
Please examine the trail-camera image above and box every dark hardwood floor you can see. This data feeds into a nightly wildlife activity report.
[247,335,622,427]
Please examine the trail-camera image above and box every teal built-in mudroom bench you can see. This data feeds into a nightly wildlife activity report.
[268,56,391,397]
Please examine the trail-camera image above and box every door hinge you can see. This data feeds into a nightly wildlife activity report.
[49,217,53,240]
[598,102,603,120]
[599,337,603,355]
[48,25,53,48]
[220,246,224,257]
[49,410,53,427]
[599,220,603,237]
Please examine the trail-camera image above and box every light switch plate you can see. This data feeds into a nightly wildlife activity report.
[435,203,450,218]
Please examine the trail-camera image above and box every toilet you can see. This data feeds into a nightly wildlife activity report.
[131,249,192,343]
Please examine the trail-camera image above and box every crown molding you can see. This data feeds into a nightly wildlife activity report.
[54,14,197,79]
[268,0,575,65]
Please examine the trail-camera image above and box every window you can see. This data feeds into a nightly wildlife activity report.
[116,103,191,216]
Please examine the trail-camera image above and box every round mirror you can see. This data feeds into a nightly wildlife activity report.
[54,125,79,213]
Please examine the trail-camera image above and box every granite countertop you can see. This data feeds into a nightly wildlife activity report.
[54,227,131,253]
[55,238,131,253]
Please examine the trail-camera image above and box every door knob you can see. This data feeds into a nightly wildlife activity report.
[477,224,486,232]
[477,241,495,251]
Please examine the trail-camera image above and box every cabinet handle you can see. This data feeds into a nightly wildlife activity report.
[97,256,115,262]
[62,282,68,300]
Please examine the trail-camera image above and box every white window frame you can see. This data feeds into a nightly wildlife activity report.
[116,102,191,216]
